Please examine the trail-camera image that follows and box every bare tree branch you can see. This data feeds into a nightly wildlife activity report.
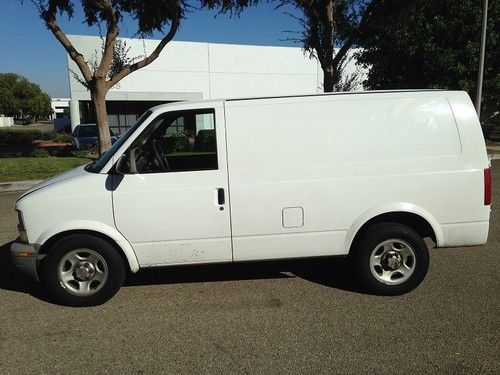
[107,18,180,89]
[332,40,354,68]
[97,0,119,79]
[41,8,93,83]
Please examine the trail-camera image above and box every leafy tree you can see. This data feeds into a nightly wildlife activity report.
[356,0,499,122]
[278,0,382,92]
[0,73,52,119]
[31,0,188,153]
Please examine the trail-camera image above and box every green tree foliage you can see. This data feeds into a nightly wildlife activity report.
[0,73,52,119]
[357,0,499,121]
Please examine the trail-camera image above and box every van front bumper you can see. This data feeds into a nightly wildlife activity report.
[10,242,40,281]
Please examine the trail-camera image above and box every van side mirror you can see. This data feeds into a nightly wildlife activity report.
[115,153,128,175]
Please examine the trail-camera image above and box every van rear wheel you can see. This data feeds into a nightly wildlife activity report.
[354,223,429,295]
[43,234,126,306]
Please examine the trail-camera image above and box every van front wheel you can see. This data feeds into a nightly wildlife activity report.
[43,234,126,306]
[354,223,429,295]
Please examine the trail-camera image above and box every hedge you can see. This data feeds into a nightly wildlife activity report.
[166,133,190,152]
[0,129,72,145]
[42,131,73,143]
[0,129,43,145]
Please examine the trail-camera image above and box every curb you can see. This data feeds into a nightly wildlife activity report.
[0,180,43,193]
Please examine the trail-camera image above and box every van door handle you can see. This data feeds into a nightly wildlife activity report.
[217,188,225,205]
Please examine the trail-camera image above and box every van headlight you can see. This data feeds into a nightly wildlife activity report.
[16,210,28,243]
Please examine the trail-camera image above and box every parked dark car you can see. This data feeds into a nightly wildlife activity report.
[71,124,118,150]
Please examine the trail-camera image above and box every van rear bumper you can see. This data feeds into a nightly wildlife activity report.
[10,242,39,281]
[439,221,490,247]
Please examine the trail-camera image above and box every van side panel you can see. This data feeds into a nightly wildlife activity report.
[224,92,489,261]
[236,95,463,163]
[442,91,490,246]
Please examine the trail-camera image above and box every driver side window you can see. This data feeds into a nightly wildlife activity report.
[122,109,218,174]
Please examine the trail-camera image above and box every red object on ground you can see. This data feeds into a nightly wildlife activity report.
[35,142,72,149]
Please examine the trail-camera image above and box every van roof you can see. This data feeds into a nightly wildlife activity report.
[149,89,452,112]
[225,89,448,102]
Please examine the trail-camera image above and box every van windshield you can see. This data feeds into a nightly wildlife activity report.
[85,110,152,173]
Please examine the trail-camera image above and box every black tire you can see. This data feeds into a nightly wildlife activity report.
[43,234,126,306]
[354,223,429,295]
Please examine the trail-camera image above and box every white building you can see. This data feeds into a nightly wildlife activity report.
[0,115,14,127]
[68,35,365,134]
[51,98,70,120]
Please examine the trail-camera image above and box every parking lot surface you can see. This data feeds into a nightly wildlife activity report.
[0,161,498,374]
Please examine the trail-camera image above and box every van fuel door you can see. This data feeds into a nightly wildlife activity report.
[282,207,304,228]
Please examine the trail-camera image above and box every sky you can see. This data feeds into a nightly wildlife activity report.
[0,0,304,98]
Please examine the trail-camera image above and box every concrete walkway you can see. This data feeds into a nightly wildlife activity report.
[0,180,42,193]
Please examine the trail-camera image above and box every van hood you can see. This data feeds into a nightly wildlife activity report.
[17,165,89,201]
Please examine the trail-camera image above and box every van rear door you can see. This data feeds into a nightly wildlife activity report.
[111,103,232,266]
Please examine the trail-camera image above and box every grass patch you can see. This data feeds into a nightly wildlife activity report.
[0,157,91,182]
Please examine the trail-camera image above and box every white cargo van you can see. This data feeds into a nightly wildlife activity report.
[11,90,491,306]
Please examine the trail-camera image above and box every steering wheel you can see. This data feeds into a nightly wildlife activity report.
[152,139,170,171]
[129,147,146,174]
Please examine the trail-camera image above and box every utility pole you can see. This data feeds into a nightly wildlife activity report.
[475,0,488,120]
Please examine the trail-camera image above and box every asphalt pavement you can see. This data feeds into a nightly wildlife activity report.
[0,162,498,374]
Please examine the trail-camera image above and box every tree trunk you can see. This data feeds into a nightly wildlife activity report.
[322,0,335,93]
[323,62,344,92]
[323,65,336,92]
[91,86,112,155]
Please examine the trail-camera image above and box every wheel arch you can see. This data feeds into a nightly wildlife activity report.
[346,204,443,255]
[37,222,140,274]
